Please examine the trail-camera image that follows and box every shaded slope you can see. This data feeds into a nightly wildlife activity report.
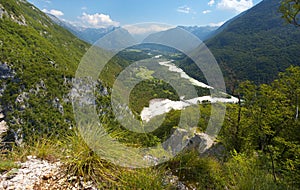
[205,0,300,91]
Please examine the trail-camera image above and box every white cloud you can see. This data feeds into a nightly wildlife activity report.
[217,0,253,13]
[208,21,225,27]
[81,6,87,10]
[202,10,211,14]
[123,24,174,35]
[79,13,119,28]
[208,0,215,6]
[42,9,64,17]
[40,0,51,3]
[177,6,194,14]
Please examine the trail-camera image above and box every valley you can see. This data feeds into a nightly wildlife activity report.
[139,59,238,122]
[0,0,300,189]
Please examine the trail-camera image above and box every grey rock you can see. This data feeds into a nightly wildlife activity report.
[15,92,29,110]
[0,120,8,142]
[162,128,215,156]
[186,133,214,154]
[52,97,64,114]
[0,63,14,79]
[0,4,7,19]
[0,156,61,190]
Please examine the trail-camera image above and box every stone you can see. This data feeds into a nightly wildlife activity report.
[7,185,15,190]
[42,173,52,180]
[0,156,62,190]
[0,113,4,119]
[68,176,77,182]
[0,120,8,134]
[1,181,8,189]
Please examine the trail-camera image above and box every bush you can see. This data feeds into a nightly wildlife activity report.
[168,150,226,189]
[224,151,280,190]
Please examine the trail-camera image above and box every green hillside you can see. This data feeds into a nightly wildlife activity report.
[0,0,89,141]
[205,0,300,92]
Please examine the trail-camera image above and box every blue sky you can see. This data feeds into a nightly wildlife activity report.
[29,0,262,29]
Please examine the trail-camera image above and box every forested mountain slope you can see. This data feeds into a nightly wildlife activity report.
[0,0,89,141]
[205,0,300,91]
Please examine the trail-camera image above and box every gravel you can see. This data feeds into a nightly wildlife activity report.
[0,156,98,190]
[0,156,61,190]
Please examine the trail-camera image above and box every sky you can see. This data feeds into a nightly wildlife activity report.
[29,0,262,32]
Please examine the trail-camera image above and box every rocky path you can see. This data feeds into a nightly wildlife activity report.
[0,113,97,190]
[0,156,98,190]
[0,156,61,190]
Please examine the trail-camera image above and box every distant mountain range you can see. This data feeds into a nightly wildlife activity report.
[47,13,219,44]
[142,27,201,53]
[46,0,300,92]
[142,26,218,47]
[47,13,117,44]
[178,25,218,41]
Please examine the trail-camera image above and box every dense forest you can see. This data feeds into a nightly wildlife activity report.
[206,0,300,92]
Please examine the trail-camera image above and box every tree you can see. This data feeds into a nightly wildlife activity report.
[280,0,300,26]
[221,67,300,187]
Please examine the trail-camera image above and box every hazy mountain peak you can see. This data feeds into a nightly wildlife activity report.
[46,13,119,44]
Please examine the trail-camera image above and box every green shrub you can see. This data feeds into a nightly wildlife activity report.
[224,151,280,190]
[168,150,226,189]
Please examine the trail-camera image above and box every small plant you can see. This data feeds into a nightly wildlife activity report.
[168,150,225,189]
[4,136,64,163]
[224,151,280,190]
[61,132,121,187]
[0,159,19,173]
[116,167,172,190]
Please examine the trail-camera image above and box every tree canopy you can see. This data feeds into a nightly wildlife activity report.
[280,0,300,26]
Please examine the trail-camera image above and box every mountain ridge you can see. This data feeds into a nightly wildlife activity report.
[205,0,300,91]
[47,13,219,44]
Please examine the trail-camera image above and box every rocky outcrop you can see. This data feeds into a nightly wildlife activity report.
[0,62,13,146]
[0,4,7,19]
[0,120,8,142]
[0,63,14,80]
[0,2,27,26]
[186,132,214,154]
[52,97,64,115]
[162,128,215,156]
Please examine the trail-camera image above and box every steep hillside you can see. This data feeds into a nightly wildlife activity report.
[205,0,300,91]
[0,0,89,142]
